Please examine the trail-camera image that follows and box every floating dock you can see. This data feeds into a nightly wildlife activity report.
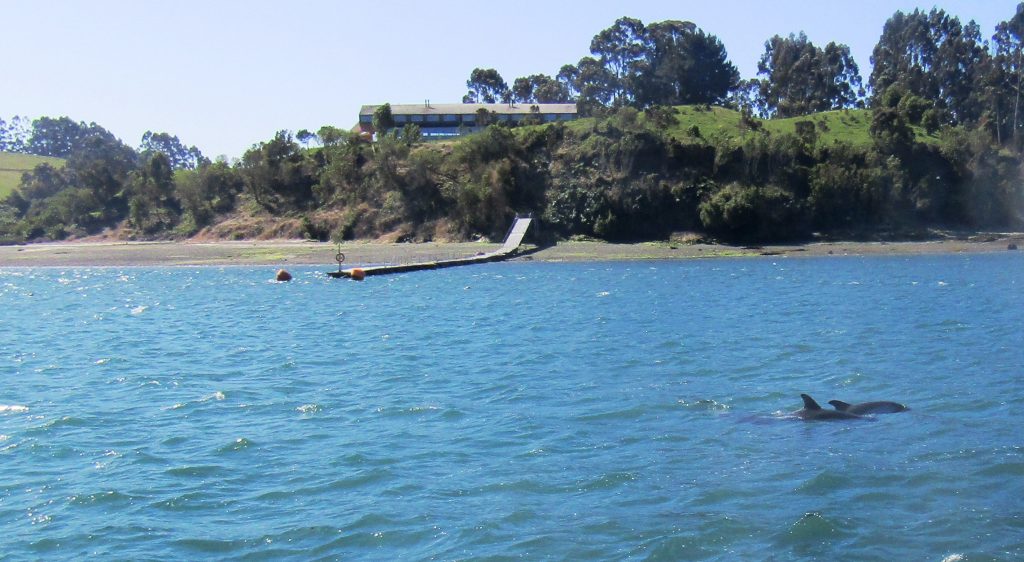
[328,217,533,279]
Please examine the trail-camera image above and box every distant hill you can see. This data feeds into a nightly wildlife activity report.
[0,152,65,198]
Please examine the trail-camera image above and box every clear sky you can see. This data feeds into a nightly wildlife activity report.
[1,0,1018,159]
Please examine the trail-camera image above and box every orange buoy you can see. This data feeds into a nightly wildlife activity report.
[276,269,292,282]
[349,268,366,281]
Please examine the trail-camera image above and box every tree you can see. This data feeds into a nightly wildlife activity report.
[317,125,345,147]
[869,9,990,124]
[753,32,863,117]
[139,131,207,170]
[296,129,317,148]
[401,123,422,146]
[372,103,396,136]
[463,68,510,103]
[574,18,738,111]
[572,56,616,115]
[175,160,244,230]
[0,116,30,153]
[640,24,739,106]
[26,117,97,157]
[588,17,649,107]
[127,152,179,233]
[239,130,316,211]
[993,3,1024,145]
[14,163,67,204]
[511,74,573,103]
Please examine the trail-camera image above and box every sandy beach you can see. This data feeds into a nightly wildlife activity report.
[0,234,1021,268]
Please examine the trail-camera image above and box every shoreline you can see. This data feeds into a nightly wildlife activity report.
[0,235,1021,268]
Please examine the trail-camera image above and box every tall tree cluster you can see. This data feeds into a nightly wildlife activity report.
[869,8,989,125]
[462,17,739,114]
[751,32,864,118]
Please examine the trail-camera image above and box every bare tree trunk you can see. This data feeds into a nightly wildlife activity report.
[1015,47,1022,146]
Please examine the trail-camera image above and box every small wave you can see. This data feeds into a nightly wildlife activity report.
[577,471,637,492]
[217,437,252,453]
[297,403,321,415]
[794,470,852,494]
[152,491,220,512]
[677,399,730,412]
[171,537,245,553]
[0,405,29,413]
[38,415,87,429]
[67,490,134,506]
[941,555,965,562]
[575,406,648,422]
[130,305,148,315]
[166,391,226,411]
[375,405,440,417]
[597,291,611,297]
[778,512,846,546]
[166,465,225,478]
[977,461,1024,478]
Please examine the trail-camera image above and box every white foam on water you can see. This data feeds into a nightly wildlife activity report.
[0,405,29,413]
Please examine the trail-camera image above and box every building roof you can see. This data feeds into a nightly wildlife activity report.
[359,103,577,117]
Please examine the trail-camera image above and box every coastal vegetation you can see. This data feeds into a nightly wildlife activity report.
[1,5,1023,245]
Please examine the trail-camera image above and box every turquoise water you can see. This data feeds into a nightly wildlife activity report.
[1,254,1022,560]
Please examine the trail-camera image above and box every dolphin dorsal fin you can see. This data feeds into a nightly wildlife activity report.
[828,400,851,411]
[800,394,821,410]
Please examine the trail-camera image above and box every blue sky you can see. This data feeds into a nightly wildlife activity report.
[1,0,1018,159]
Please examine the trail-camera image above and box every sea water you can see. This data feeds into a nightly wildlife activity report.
[0,254,1021,560]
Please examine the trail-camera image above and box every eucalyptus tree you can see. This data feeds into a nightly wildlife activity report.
[589,16,648,106]
[636,21,738,106]
[511,74,573,103]
[139,131,207,170]
[754,32,863,117]
[993,2,1024,145]
[463,68,510,103]
[869,8,990,125]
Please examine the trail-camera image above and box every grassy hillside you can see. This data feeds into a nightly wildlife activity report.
[560,105,938,148]
[656,106,939,147]
[0,152,65,198]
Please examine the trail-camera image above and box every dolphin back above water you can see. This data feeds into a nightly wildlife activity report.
[828,399,908,415]
[794,394,870,421]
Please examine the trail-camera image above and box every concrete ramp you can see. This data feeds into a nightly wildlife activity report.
[499,217,532,253]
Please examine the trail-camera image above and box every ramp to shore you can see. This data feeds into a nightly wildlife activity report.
[328,217,533,279]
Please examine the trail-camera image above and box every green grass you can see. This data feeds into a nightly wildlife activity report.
[657,106,939,148]
[0,152,65,198]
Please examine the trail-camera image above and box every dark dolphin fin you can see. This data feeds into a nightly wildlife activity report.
[828,400,851,411]
[800,394,822,410]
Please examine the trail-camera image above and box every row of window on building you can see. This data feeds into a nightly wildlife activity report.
[358,113,576,126]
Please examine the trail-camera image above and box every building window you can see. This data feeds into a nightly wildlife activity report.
[360,115,372,123]
[395,115,407,123]
[426,114,440,123]
[411,115,424,122]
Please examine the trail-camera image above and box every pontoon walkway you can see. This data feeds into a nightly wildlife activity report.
[328,217,533,279]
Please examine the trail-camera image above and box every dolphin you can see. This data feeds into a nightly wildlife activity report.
[793,394,870,421]
[828,399,908,415]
